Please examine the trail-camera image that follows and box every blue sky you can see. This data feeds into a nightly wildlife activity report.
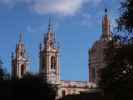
[0,0,122,81]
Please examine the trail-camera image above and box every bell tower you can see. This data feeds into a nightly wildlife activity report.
[39,18,60,84]
[11,32,29,79]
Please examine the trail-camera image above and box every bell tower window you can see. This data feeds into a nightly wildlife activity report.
[21,52,23,56]
[51,56,56,69]
[21,64,25,76]
[62,90,66,97]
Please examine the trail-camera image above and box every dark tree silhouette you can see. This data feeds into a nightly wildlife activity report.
[117,0,133,34]
[0,58,5,80]
[99,40,133,100]
[0,73,57,100]
[11,74,57,100]
[99,0,133,100]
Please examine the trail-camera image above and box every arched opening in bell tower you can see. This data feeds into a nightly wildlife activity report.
[51,56,56,69]
[21,64,25,76]
[62,90,66,97]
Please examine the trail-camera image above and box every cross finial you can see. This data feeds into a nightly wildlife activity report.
[39,43,42,51]
[19,32,24,43]
[11,52,14,59]
[105,8,108,14]
[48,16,52,32]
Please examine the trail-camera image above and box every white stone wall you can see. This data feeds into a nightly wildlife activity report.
[56,80,97,99]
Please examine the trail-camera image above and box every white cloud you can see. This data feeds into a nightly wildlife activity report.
[0,0,104,16]
[32,0,86,16]
[0,0,89,16]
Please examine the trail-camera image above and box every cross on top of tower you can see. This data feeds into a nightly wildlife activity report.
[48,17,52,32]
[105,8,107,14]
[19,32,24,43]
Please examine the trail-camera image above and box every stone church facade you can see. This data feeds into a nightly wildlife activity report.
[11,9,112,99]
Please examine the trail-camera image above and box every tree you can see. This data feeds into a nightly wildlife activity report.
[11,74,57,100]
[99,40,133,100]
[99,0,133,100]
[117,0,133,35]
[0,58,5,80]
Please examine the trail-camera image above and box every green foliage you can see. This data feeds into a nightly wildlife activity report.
[0,74,57,100]
[0,59,5,80]
[99,0,133,99]
[117,0,133,34]
[99,39,133,100]
[12,74,57,100]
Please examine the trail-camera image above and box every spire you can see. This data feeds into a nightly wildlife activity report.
[47,17,55,41]
[11,52,14,59]
[48,17,52,32]
[19,32,24,43]
[39,43,42,51]
[43,17,57,48]
[17,32,26,57]
[101,8,112,40]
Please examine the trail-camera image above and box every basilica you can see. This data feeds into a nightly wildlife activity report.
[11,9,112,99]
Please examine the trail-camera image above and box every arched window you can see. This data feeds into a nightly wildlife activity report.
[62,90,66,97]
[21,52,23,56]
[51,56,56,69]
[21,64,25,76]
